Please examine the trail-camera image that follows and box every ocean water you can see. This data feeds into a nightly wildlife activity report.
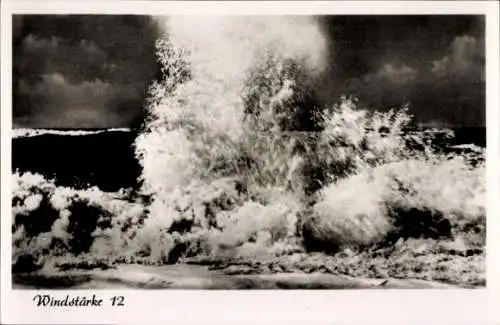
[12,129,141,192]
[11,126,485,192]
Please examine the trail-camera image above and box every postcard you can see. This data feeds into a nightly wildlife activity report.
[1,1,499,324]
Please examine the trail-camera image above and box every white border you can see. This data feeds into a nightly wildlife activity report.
[1,1,499,325]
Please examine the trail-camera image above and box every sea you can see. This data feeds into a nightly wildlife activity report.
[11,127,486,192]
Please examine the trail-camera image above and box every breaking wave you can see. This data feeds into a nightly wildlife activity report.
[13,128,131,139]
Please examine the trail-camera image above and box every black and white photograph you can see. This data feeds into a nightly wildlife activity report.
[1,1,499,324]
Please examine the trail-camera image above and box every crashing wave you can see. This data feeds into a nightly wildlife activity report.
[12,128,131,138]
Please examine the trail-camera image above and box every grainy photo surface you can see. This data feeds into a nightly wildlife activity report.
[11,14,486,290]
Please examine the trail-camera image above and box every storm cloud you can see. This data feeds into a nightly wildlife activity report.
[317,15,485,127]
[13,15,485,129]
[13,15,161,128]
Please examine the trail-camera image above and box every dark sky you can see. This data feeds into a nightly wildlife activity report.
[13,15,161,129]
[12,15,485,129]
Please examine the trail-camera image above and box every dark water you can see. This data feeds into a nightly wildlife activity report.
[12,130,141,192]
[11,127,485,192]
[449,127,486,147]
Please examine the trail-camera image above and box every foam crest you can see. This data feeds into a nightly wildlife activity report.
[164,16,328,81]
